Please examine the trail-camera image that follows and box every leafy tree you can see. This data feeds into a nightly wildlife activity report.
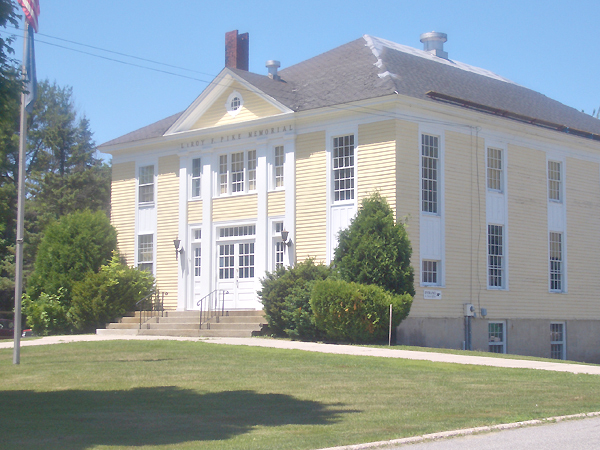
[27,81,99,175]
[334,192,415,297]
[0,0,20,311]
[27,209,117,305]
[0,79,111,310]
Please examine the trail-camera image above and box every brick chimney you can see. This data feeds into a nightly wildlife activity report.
[225,30,249,71]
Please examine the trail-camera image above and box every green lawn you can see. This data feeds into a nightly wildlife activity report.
[1,340,600,450]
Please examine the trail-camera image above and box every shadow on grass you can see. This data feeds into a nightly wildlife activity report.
[2,387,353,449]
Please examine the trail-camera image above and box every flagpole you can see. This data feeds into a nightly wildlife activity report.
[13,22,29,365]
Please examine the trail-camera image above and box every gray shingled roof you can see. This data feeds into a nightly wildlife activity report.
[100,35,600,148]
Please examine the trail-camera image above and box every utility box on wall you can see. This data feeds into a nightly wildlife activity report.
[464,303,475,317]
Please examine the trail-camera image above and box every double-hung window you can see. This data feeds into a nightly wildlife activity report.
[421,134,439,213]
[488,225,504,288]
[231,152,244,193]
[333,135,355,202]
[273,221,284,270]
[549,232,564,292]
[487,148,503,192]
[193,229,201,277]
[274,146,284,188]
[219,155,228,195]
[137,234,154,273]
[138,165,154,203]
[422,260,440,285]
[218,151,257,195]
[191,158,201,198]
[248,150,257,191]
[548,161,562,202]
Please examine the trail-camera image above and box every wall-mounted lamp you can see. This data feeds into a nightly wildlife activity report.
[281,229,292,247]
[173,238,183,261]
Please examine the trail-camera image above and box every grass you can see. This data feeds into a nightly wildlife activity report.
[1,340,600,450]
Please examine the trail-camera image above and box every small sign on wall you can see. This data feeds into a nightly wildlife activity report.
[424,289,442,300]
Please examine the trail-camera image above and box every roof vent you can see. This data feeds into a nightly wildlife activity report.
[266,60,281,80]
[420,31,448,59]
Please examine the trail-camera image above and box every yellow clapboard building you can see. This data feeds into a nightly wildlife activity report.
[101,31,600,362]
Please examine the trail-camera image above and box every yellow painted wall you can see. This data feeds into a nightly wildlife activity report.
[212,194,258,222]
[503,144,549,318]
[192,81,282,130]
[560,158,600,317]
[111,162,136,265]
[395,119,421,311]
[441,131,486,317]
[357,120,397,212]
[188,200,203,224]
[268,190,286,217]
[156,155,180,309]
[295,131,327,263]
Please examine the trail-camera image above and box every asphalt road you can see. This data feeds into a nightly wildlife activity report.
[385,416,600,450]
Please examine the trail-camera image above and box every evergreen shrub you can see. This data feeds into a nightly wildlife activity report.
[69,254,155,333]
[334,192,415,297]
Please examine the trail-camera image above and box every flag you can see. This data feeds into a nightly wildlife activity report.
[17,0,40,33]
[24,25,36,113]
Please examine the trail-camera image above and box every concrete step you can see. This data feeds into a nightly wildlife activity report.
[96,328,139,336]
[107,322,141,330]
[97,309,265,338]
[210,315,264,324]
[156,317,202,324]
[206,322,262,331]
[137,328,259,338]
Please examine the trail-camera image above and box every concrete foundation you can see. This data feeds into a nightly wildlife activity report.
[396,317,600,364]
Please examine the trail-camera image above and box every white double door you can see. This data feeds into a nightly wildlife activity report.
[216,239,255,309]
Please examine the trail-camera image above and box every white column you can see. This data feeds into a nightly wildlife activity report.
[284,134,296,266]
[255,139,269,302]
[201,152,214,303]
[177,155,188,310]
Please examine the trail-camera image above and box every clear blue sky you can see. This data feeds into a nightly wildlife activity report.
[8,0,600,160]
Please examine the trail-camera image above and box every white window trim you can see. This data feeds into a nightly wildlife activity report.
[215,150,257,197]
[225,90,244,117]
[420,132,443,216]
[421,259,441,286]
[488,320,507,354]
[270,144,285,191]
[331,133,356,204]
[486,147,504,193]
[136,233,155,275]
[547,159,564,203]
[137,163,156,207]
[190,156,202,200]
[487,224,506,290]
[548,231,567,293]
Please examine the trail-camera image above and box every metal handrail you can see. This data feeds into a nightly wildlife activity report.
[196,289,228,329]
[136,290,167,329]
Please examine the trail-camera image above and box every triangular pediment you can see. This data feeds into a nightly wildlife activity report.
[166,69,293,134]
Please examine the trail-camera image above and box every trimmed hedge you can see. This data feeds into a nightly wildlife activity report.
[310,278,412,343]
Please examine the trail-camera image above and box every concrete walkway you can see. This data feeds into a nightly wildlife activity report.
[2,334,600,375]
